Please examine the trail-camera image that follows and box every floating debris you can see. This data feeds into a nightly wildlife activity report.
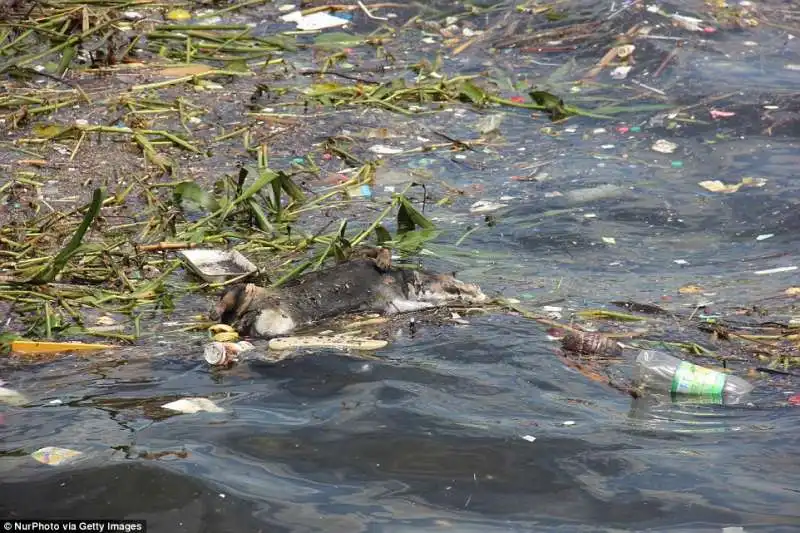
[280,10,349,31]
[268,335,388,351]
[562,331,623,356]
[470,200,507,213]
[754,266,797,276]
[31,446,83,466]
[475,114,505,135]
[165,8,192,22]
[615,44,636,58]
[204,341,255,366]
[651,139,678,154]
[634,350,753,404]
[710,109,736,119]
[610,66,632,79]
[369,145,405,155]
[178,249,258,283]
[0,383,27,406]
[698,177,767,194]
[162,398,225,414]
[671,14,705,32]
[10,340,117,355]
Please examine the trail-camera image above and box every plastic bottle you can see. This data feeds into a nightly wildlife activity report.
[633,350,754,404]
[203,341,255,366]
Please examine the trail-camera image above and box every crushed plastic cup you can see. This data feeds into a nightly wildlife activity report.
[203,340,254,366]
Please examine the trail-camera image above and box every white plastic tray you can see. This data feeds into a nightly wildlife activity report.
[177,249,258,283]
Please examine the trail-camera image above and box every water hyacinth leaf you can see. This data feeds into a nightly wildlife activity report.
[459,80,488,106]
[394,228,442,252]
[305,82,345,96]
[374,225,392,244]
[173,181,219,214]
[278,172,306,204]
[56,45,76,76]
[260,35,297,51]
[33,124,77,139]
[134,133,172,170]
[592,103,674,115]
[236,168,280,204]
[397,196,434,235]
[270,178,282,219]
[530,90,571,120]
[313,32,366,49]
[226,59,250,73]
[30,188,105,284]
[397,204,416,234]
[0,333,20,355]
[156,63,214,77]
[547,57,577,84]
[332,241,348,262]
[248,200,272,232]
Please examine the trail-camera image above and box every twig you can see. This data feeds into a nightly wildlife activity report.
[300,70,379,84]
[653,44,682,78]
[629,79,666,96]
[136,242,198,253]
[356,0,389,21]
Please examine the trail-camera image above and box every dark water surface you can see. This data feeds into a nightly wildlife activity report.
[3,0,800,531]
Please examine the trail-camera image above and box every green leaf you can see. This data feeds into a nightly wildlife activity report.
[260,35,297,51]
[226,59,250,72]
[313,32,366,49]
[219,167,280,223]
[173,181,220,213]
[591,103,675,115]
[374,225,392,244]
[278,172,306,204]
[248,199,272,232]
[0,332,21,355]
[459,80,487,106]
[236,168,279,203]
[397,196,434,235]
[30,188,105,284]
[332,242,348,262]
[394,228,442,252]
[529,90,571,121]
[32,124,76,139]
[397,202,415,234]
[56,45,76,76]
[545,9,568,21]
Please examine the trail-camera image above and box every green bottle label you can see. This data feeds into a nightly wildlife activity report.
[670,361,726,396]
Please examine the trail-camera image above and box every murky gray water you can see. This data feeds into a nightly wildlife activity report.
[2,0,800,531]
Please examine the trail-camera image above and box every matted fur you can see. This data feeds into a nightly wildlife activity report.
[210,259,488,338]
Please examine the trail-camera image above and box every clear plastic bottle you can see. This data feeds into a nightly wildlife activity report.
[633,350,754,404]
